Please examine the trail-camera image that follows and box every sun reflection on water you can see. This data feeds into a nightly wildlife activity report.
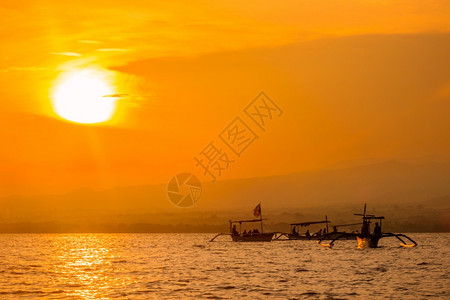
[51,234,132,299]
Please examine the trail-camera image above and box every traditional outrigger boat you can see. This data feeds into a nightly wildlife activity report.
[210,203,276,242]
[318,204,418,248]
[274,216,357,240]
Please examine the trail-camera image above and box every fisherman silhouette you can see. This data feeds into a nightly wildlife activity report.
[373,222,381,237]
[232,225,238,236]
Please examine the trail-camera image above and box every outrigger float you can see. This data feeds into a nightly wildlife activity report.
[317,204,418,249]
[210,203,276,242]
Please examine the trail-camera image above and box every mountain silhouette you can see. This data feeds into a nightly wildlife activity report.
[0,160,448,232]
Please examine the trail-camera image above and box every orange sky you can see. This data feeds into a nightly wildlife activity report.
[1,0,450,196]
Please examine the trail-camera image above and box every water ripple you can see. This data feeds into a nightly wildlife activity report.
[0,233,447,299]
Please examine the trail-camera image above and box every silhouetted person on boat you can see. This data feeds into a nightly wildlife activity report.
[253,229,259,234]
[373,222,381,237]
[333,226,337,233]
[243,229,247,236]
[305,230,310,237]
[292,226,297,235]
[232,225,238,236]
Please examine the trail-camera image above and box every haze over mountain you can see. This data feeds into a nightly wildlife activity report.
[1,160,448,233]
[2,33,450,198]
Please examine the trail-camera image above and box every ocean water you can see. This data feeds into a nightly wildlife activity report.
[0,233,448,299]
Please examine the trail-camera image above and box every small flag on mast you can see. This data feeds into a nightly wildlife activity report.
[253,203,261,218]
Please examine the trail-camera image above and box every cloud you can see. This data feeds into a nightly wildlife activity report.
[0,66,46,72]
[102,94,147,107]
[78,40,101,44]
[102,93,129,98]
[96,48,128,52]
[51,52,82,57]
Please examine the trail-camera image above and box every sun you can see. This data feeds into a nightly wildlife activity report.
[51,68,117,124]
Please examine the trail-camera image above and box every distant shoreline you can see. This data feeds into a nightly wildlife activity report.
[0,226,448,234]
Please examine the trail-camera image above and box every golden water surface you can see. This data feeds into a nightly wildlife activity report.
[0,233,448,299]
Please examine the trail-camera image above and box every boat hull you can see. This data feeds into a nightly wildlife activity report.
[357,236,380,248]
[288,233,356,240]
[231,233,275,242]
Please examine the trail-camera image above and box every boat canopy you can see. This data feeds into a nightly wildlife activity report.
[229,219,267,224]
[290,220,330,227]
[355,216,385,220]
[333,222,363,228]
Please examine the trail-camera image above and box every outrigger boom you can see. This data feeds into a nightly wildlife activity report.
[317,204,418,248]
[210,203,418,248]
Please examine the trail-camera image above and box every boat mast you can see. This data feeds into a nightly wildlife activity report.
[260,203,264,233]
